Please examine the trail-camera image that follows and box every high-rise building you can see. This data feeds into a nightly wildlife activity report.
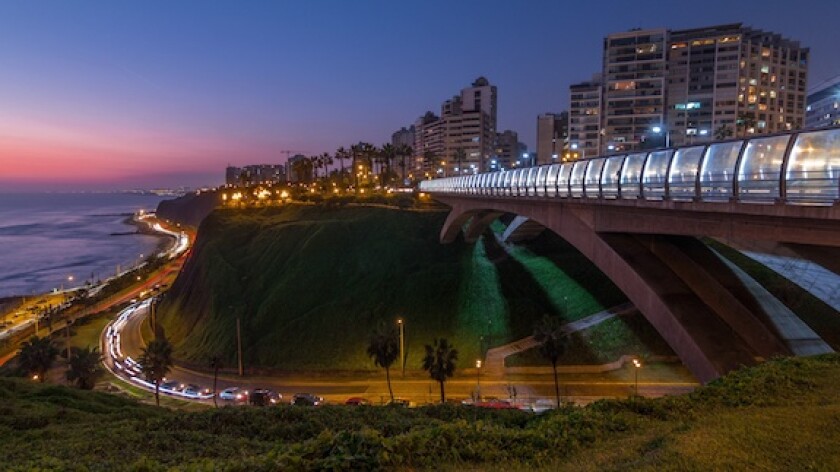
[536,112,568,165]
[805,75,840,129]
[494,130,523,170]
[666,23,808,146]
[573,23,809,156]
[569,76,603,159]
[413,112,445,179]
[412,77,498,178]
[391,126,415,149]
[602,28,668,154]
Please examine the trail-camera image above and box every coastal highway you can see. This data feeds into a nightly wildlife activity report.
[107,298,698,407]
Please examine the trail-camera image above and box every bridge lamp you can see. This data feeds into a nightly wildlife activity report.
[650,126,671,148]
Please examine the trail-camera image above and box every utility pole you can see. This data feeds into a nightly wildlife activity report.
[236,316,243,376]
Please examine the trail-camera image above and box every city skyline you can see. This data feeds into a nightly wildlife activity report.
[2,1,840,190]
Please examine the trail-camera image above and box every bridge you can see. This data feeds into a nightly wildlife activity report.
[419,127,840,383]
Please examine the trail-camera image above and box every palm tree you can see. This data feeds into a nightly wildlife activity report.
[380,143,397,186]
[533,315,567,407]
[139,337,174,407]
[350,144,361,190]
[714,124,733,141]
[736,113,757,138]
[366,323,399,402]
[66,346,102,389]
[422,338,458,403]
[335,146,347,179]
[454,148,466,176]
[18,336,59,382]
[397,144,413,183]
[209,355,223,407]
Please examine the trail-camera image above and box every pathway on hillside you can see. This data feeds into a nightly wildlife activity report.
[742,251,840,313]
[483,303,635,375]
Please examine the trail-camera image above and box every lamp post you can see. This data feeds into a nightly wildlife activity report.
[651,126,671,148]
[397,318,405,377]
[632,358,642,396]
[475,359,482,400]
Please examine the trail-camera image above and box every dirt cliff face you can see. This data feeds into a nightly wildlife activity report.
[156,191,220,228]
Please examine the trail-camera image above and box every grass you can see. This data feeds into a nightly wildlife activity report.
[708,239,840,349]
[157,204,643,371]
[1,355,839,470]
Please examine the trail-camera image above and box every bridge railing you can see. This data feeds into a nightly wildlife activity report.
[419,127,840,206]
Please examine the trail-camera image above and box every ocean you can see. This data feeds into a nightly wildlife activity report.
[0,193,171,298]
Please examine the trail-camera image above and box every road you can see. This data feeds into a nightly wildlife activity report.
[109,298,697,407]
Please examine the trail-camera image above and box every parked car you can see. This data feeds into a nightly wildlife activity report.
[474,399,517,409]
[219,387,247,402]
[160,380,179,392]
[344,397,369,406]
[292,393,323,406]
[386,398,410,408]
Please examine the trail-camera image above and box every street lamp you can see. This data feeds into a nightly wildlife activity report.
[650,126,671,148]
[632,358,642,396]
[397,318,405,377]
[475,359,482,399]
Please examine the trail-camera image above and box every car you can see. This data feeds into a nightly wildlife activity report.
[160,380,179,392]
[474,399,517,409]
[182,384,203,397]
[250,389,282,406]
[344,397,369,406]
[292,393,323,406]
[386,398,410,408]
[219,387,247,402]
[529,399,556,414]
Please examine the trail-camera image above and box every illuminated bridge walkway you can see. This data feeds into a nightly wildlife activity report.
[419,128,840,383]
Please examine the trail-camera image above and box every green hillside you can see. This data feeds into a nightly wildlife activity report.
[157,204,640,371]
[2,355,840,470]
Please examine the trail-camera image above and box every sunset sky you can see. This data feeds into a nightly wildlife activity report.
[2,0,839,191]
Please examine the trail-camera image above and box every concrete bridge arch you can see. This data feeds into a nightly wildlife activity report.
[437,196,832,383]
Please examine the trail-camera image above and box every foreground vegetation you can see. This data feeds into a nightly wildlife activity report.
[1,355,839,470]
[157,204,649,371]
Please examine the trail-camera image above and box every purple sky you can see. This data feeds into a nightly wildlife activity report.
[1,0,839,190]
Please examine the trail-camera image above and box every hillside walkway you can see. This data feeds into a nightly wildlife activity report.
[483,302,635,375]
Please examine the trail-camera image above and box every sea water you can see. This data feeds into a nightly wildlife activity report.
[0,193,170,298]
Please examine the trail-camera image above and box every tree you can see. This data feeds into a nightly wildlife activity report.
[422,338,458,403]
[366,323,399,402]
[66,346,102,390]
[18,336,59,382]
[380,143,397,186]
[454,148,466,175]
[139,337,174,407]
[533,315,567,407]
[736,113,757,138]
[335,146,348,181]
[714,124,733,141]
[397,144,413,183]
[209,355,223,408]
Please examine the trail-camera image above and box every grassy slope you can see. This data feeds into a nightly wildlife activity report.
[157,205,658,370]
[2,355,840,470]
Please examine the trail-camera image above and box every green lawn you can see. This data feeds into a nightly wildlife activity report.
[1,355,839,470]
